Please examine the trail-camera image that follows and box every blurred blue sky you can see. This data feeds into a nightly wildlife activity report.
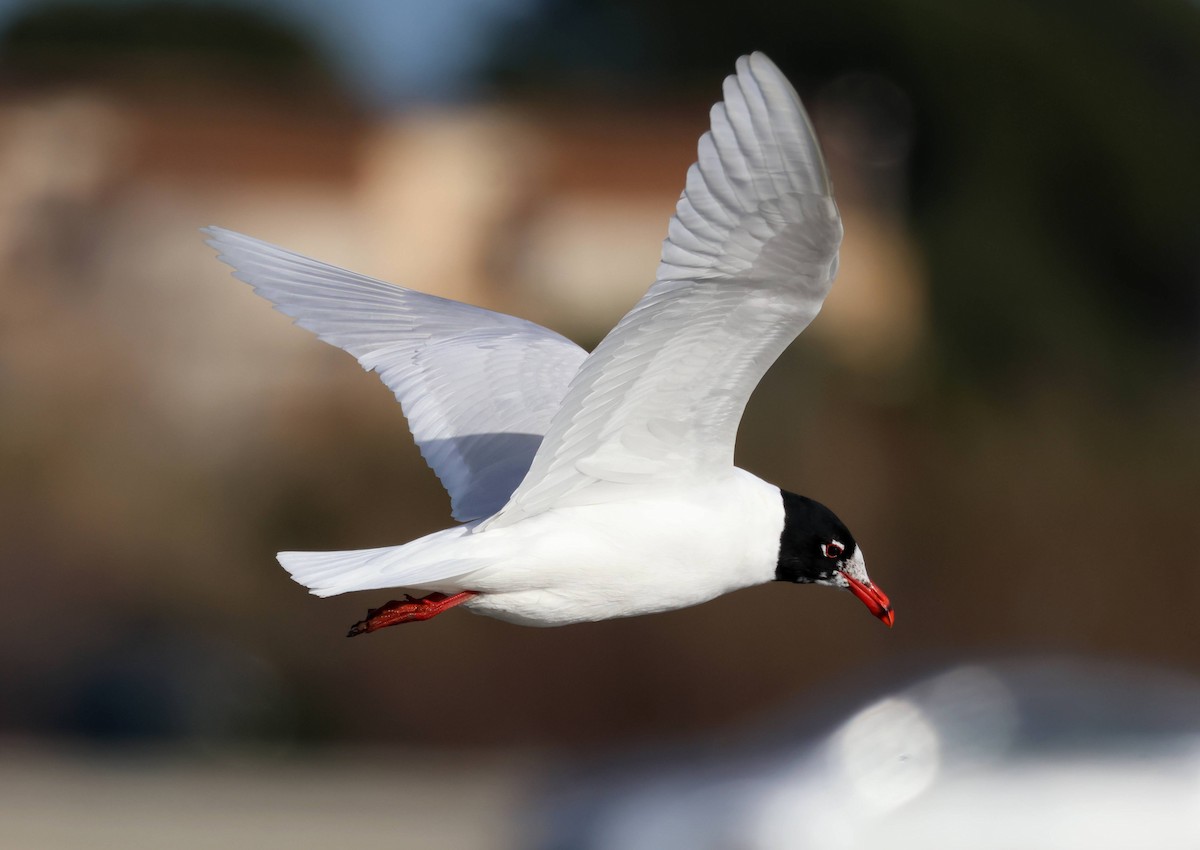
[0,0,538,102]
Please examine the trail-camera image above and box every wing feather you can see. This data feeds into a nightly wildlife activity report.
[204,227,587,521]
[485,53,842,529]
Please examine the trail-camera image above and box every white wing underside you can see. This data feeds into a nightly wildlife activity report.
[484,52,842,529]
[204,227,587,522]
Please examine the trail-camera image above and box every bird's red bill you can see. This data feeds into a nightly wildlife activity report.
[841,572,895,627]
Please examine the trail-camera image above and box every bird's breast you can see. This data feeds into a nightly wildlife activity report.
[461,470,784,625]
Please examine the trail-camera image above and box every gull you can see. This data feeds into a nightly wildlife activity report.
[204,52,893,636]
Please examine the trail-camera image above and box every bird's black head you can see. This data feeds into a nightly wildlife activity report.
[775,490,893,626]
[775,491,857,584]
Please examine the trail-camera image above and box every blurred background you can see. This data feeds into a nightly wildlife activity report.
[0,0,1197,847]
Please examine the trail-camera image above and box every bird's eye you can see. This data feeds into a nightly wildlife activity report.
[822,541,844,559]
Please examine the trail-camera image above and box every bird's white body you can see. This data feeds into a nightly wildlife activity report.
[206,53,890,631]
[286,469,784,626]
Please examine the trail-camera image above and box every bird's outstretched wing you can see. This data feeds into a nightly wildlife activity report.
[204,227,587,521]
[486,52,842,529]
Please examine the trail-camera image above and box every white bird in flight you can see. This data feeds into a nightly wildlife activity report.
[205,52,893,636]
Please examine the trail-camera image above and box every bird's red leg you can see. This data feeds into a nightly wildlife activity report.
[346,591,478,637]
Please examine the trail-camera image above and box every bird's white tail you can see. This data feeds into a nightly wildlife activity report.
[278,526,488,597]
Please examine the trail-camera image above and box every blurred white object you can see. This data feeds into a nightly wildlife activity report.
[539,659,1200,850]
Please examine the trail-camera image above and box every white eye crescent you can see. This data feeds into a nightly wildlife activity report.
[822,541,844,559]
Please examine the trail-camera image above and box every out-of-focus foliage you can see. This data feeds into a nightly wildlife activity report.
[486,0,1200,396]
[0,1,345,98]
